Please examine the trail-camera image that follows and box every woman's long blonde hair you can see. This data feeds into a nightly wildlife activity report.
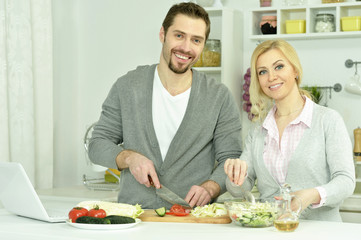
[249,39,311,123]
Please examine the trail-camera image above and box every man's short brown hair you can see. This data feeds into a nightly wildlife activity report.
[162,2,210,41]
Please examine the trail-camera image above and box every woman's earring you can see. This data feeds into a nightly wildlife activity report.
[296,76,299,80]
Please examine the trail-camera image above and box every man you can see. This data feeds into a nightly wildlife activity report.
[88,2,242,209]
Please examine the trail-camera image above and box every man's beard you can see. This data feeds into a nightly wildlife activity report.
[168,60,190,74]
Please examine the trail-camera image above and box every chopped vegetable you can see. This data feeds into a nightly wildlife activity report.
[166,212,189,216]
[227,201,276,227]
[155,207,166,217]
[191,203,227,218]
[77,201,144,218]
[170,204,186,213]
[167,204,189,216]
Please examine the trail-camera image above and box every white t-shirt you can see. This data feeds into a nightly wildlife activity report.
[152,68,191,161]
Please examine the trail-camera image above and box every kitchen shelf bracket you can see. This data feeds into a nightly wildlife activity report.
[345,59,361,75]
[303,83,342,107]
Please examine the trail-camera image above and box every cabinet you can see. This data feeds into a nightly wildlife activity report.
[194,7,243,110]
[250,2,361,40]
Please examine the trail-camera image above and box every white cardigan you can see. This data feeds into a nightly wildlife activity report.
[227,103,355,221]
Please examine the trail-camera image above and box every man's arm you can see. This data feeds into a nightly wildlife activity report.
[184,180,220,207]
[116,150,161,189]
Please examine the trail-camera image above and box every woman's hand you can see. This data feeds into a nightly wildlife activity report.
[224,158,247,186]
[275,188,321,212]
[291,188,321,212]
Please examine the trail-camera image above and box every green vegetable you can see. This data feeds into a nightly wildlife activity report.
[77,201,144,218]
[75,216,111,224]
[155,207,166,217]
[104,215,135,224]
[230,201,276,227]
[191,203,227,217]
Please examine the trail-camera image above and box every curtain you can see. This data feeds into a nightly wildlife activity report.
[0,0,53,189]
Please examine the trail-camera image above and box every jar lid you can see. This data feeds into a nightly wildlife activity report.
[316,13,334,17]
[205,39,221,48]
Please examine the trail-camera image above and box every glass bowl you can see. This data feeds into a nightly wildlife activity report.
[224,200,276,228]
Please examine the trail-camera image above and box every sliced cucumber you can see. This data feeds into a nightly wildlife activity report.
[155,207,166,217]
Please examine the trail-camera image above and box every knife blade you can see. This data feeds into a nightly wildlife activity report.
[156,185,190,208]
[147,175,190,207]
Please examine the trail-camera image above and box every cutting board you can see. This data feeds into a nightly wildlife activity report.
[139,209,231,224]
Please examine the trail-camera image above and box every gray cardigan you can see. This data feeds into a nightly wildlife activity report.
[226,103,355,221]
[89,64,242,209]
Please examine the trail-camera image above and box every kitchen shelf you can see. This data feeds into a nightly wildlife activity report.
[193,67,221,73]
[249,2,361,40]
[195,7,243,111]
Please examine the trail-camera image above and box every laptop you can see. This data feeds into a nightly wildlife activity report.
[0,162,73,222]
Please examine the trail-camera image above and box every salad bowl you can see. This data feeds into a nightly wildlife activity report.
[224,200,276,228]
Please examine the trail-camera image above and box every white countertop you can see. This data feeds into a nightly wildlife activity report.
[1,209,361,240]
[1,185,361,239]
[36,185,118,202]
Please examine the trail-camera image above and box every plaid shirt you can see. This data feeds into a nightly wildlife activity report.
[262,97,325,207]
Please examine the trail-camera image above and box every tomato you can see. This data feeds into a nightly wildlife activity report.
[167,204,189,216]
[166,212,189,216]
[87,205,106,218]
[170,204,186,214]
[68,207,88,223]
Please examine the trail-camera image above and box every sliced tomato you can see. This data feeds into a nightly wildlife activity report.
[167,204,189,216]
[166,212,189,216]
[170,204,186,213]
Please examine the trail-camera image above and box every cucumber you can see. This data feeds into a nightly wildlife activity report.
[75,216,111,224]
[104,215,136,224]
[155,207,166,217]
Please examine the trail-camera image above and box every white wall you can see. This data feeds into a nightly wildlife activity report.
[52,0,361,187]
[52,0,181,186]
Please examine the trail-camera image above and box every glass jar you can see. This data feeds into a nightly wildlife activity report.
[193,52,203,67]
[315,13,335,33]
[283,0,307,6]
[260,15,277,34]
[260,0,272,7]
[202,39,221,67]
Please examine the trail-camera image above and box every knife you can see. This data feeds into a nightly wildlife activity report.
[148,175,190,207]
[156,185,190,208]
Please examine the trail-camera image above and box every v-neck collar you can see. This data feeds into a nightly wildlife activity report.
[147,66,198,171]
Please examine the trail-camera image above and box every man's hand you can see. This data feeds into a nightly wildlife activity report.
[184,180,220,207]
[224,158,247,186]
[116,150,160,188]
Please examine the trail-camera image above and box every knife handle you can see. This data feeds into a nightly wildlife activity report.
[148,175,154,187]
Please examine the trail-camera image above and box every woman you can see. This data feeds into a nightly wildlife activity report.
[225,40,355,221]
